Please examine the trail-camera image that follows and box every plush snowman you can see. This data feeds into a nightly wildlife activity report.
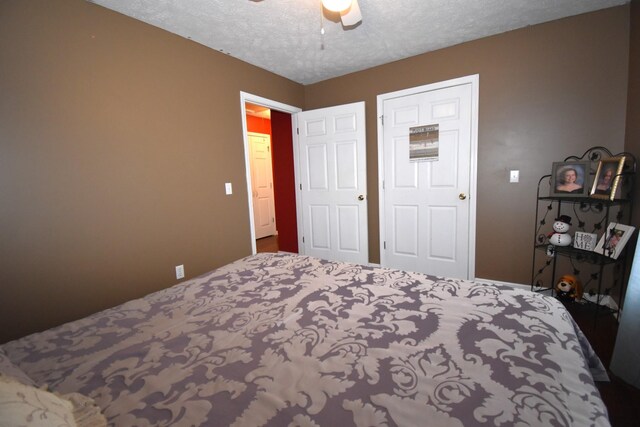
[548,215,572,246]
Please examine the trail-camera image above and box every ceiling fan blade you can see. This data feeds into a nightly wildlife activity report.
[340,0,362,26]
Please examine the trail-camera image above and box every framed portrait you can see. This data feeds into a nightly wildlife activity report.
[594,223,635,259]
[550,161,590,197]
[590,156,625,201]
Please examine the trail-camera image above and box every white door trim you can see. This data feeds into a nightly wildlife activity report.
[239,92,302,255]
[376,75,479,279]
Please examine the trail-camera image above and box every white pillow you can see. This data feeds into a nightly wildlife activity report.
[0,376,106,427]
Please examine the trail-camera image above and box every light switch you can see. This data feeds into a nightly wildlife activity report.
[509,170,519,183]
[225,182,232,195]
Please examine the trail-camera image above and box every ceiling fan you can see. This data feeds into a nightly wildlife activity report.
[322,0,362,27]
[251,0,362,28]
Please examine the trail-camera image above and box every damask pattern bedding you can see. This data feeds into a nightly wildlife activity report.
[1,253,609,426]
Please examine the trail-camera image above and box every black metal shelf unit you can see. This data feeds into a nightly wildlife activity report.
[530,146,636,320]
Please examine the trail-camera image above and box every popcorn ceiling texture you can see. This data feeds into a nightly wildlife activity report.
[89,0,627,84]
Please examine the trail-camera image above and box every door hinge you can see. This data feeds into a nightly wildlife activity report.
[267,146,270,152]
[302,236,305,243]
[380,115,384,126]
[272,217,275,223]
[382,180,385,190]
[384,241,386,249]
[299,183,302,190]
[297,128,299,135]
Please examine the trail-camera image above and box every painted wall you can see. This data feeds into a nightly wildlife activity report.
[612,1,640,384]
[0,0,304,344]
[625,0,640,226]
[271,111,299,253]
[246,115,272,136]
[0,0,634,343]
[304,6,631,284]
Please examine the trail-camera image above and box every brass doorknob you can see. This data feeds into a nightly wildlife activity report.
[459,193,467,200]
[358,195,365,201]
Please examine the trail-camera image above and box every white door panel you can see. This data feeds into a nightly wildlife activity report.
[297,102,368,264]
[249,133,276,239]
[380,78,477,279]
[310,205,330,250]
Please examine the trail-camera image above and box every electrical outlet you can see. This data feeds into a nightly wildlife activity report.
[175,264,185,280]
[225,182,232,195]
[509,170,519,183]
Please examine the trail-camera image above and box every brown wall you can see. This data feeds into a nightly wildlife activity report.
[625,0,640,228]
[0,0,304,343]
[304,6,631,282]
[0,1,634,343]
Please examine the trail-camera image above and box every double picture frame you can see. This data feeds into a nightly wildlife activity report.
[549,156,626,201]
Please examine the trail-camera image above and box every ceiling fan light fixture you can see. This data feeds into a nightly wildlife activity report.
[322,0,352,13]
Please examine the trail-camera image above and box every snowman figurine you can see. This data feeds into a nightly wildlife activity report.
[548,214,573,247]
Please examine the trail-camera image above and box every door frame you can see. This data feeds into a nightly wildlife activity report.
[376,74,479,279]
[240,92,302,254]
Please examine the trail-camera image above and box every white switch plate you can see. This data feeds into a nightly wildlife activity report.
[225,182,232,195]
[175,264,185,279]
[509,170,519,183]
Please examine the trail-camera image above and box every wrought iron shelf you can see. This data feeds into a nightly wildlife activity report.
[534,244,618,265]
[530,146,635,325]
[537,196,631,206]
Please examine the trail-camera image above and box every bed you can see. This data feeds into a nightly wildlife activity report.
[0,252,610,426]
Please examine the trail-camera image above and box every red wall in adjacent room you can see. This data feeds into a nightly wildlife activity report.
[270,111,298,253]
[246,115,271,136]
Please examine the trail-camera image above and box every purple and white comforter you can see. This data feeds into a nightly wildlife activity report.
[1,253,609,426]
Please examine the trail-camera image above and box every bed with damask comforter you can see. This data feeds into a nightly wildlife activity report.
[0,252,610,426]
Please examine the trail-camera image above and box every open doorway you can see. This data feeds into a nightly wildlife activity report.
[240,92,302,255]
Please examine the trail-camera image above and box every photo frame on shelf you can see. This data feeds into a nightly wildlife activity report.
[550,161,590,197]
[590,156,626,201]
[594,223,635,259]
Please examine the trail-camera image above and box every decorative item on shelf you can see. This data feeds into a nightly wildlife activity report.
[546,215,572,257]
[555,274,583,302]
[548,215,573,246]
[550,161,590,197]
[594,223,635,259]
[573,231,598,251]
[590,156,626,201]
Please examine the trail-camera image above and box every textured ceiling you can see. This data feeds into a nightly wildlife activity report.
[88,0,628,84]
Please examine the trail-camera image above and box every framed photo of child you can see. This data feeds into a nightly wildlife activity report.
[550,161,589,197]
[594,223,635,259]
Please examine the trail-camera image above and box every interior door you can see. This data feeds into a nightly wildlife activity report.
[296,102,368,264]
[381,81,475,279]
[249,132,277,239]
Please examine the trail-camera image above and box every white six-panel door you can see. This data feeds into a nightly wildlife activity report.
[380,78,476,279]
[249,133,277,239]
[296,102,368,264]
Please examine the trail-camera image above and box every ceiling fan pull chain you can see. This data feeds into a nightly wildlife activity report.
[319,1,325,50]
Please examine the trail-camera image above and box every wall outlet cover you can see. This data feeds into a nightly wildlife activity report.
[175,264,185,279]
